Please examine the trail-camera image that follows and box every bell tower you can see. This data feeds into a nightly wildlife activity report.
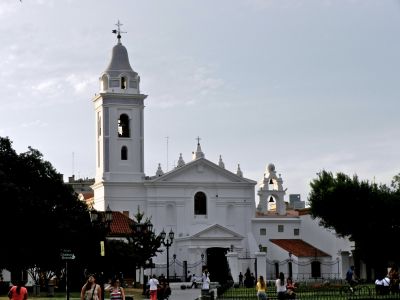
[257,163,287,215]
[92,21,147,211]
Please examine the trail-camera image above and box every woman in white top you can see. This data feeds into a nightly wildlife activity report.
[81,274,101,300]
[275,272,287,300]
[201,271,210,296]
[148,275,159,300]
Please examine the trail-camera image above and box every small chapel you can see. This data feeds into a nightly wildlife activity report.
[90,24,354,284]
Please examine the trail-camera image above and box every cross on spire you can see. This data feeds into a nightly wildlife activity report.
[196,136,201,145]
[112,20,127,44]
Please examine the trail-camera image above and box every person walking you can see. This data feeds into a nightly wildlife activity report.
[148,274,159,300]
[275,272,287,300]
[105,279,125,300]
[256,275,267,300]
[81,274,101,300]
[8,281,28,300]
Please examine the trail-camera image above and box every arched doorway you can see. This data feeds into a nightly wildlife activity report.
[205,247,230,284]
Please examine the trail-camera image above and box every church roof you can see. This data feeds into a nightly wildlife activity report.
[179,224,244,241]
[108,211,133,237]
[270,239,330,258]
[105,43,134,72]
[148,157,257,184]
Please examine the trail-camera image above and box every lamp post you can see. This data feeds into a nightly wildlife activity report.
[288,251,293,278]
[89,205,113,300]
[160,228,174,283]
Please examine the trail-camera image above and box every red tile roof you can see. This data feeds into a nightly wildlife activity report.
[270,239,330,258]
[108,211,133,237]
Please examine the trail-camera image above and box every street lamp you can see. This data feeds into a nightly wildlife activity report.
[89,205,113,300]
[160,228,174,283]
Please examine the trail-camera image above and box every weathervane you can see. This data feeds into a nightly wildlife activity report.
[112,20,127,43]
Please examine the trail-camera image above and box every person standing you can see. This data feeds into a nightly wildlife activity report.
[256,275,267,300]
[81,274,101,300]
[275,272,287,300]
[8,281,28,300]
[201,271,210,297]
[105,279,125,300]
[148,274,159,300]
[239,272,244,287]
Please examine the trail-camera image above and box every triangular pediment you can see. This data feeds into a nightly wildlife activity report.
[149,158,256,184]
[190,224,244,240]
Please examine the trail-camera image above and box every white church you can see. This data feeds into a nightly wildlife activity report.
[91,25,354,283]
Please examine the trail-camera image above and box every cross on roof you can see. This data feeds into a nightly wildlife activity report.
[112,20,127,43]
[196,136,201,145]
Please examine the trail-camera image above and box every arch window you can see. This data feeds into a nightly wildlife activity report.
[101,74,109,91]
[118,114,130,137]
[194,191,207,215]
[121,146,128,160]
[121,76,127,89]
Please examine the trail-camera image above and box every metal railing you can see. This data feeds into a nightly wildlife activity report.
[217,285,400,300]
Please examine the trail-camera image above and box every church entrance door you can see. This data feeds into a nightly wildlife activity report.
[205,247,230,284]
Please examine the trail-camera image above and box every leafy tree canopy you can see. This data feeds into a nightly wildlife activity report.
[309,170,400,270]
[0,136,97,281]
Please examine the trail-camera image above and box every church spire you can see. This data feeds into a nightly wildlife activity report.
[192,137,205,160]
[236,164,243,177]
[176,153,185,168]
[155,163,164,177]
[218,155,225,169]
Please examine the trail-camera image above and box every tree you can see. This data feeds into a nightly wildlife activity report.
[308,170,400,273]
[128,208,162,268]
[0,137,97,286]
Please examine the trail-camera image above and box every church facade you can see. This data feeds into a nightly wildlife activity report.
[91,29,354,283]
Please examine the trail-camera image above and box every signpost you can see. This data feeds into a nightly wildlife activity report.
[60,250,75,300]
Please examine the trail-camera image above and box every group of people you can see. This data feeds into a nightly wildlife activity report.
[374,265,400,295]
[255,272,296,300]
[256,272,296,300]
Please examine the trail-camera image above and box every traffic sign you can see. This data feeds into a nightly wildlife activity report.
[61,253,75,260]
[60,249,75,260]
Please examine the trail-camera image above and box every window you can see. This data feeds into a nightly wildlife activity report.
[294,228,300,236]
[121,146,128,160]
[278,225,284,232]
[121,76,127,89]
[311,261,321,278]
[194,191,207,215]
[118,114,130,137]
[260,228,266,236]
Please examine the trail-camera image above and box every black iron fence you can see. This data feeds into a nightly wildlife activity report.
[217,284,400,300]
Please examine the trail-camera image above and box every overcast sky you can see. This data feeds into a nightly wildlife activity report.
[1,0,399,204]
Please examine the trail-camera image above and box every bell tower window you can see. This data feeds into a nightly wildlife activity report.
[101,74,109,91]
[194,191,207,215]
[121,76,127,89]
[121,146,128,160]
[118,114,130,138]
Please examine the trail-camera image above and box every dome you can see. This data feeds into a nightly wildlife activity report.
[267,163,275,173]
[105,43,135,74]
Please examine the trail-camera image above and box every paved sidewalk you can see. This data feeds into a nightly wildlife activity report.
[140,283,202,300]
[168,283,201,300]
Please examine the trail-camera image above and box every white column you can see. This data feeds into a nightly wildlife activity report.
[255,251,267,282]
[226,252,239,283]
